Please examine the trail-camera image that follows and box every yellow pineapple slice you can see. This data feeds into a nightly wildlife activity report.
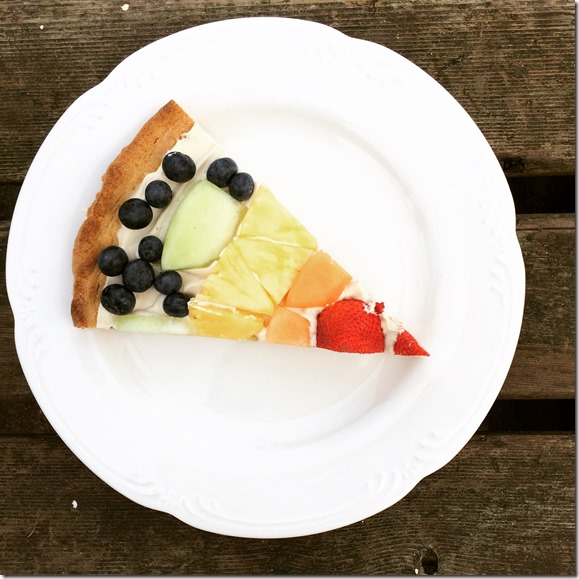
[232,237,314,304]
[189,302,264,340]
[239,185,318,249]
[193,242,275,316]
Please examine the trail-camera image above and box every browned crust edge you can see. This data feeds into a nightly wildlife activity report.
[71,100,195,328]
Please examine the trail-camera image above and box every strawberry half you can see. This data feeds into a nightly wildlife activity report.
[393,330,430,357]
[316,299,385,353]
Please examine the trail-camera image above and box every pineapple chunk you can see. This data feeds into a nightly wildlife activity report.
[189,302,264,340]
[239,185,318,249]
[195,242,275,316]
[233,237,314,304]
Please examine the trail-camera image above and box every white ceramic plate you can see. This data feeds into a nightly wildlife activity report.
[7,18,524,538]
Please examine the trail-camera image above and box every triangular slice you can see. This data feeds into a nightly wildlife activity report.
[71,100,429,356]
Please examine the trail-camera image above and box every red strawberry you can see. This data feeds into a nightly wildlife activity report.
[316,299,385,353]
[393,330,430,356]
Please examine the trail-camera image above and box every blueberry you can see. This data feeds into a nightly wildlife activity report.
[138,235,163,262]
[118,198,153,229]
[154,270,183,295]
[122,259,155,292]
[100,284,136,315]
[163,292,189,317]
[145,180,173,208]
[206,157,238,188]
[97,246,128,276]
[229,172,254,201]
[162,151,196,183]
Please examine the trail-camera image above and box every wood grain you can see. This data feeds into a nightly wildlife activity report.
[502,213,575,398]
[0,0,574,183]
[0,433,573,575]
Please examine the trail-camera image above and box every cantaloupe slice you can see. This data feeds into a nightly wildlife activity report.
[284,251,352,308]
[265,306,311,347]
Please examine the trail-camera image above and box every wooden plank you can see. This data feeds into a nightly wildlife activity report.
[502,213,575,398]
[0,433,573,574]
[0,213,574,435]
[0,0,574,182]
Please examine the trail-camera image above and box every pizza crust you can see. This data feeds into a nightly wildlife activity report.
[71,100,195,328]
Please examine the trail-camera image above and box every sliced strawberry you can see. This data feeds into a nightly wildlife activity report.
[316,299,385,354]
[393,330,429,356]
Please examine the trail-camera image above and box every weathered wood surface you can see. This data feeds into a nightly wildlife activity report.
[505,213,575,399]
[0,0,574,181]
[0,433,573,575]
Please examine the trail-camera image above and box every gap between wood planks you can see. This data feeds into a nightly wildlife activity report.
[480,399,575,432]
[508,175,575,214]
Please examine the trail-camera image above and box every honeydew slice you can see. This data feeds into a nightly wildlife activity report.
[116,313,195,335]
[162,180,246,271]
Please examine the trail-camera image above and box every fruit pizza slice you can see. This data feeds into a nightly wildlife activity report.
[72,100,428,356]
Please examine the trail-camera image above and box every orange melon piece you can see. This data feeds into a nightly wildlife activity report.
[266,306,311,347]
[285,251,352,308]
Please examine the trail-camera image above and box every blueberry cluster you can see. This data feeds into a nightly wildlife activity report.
[206,157,254,201]
[98,242,188,318]
[98,150,255,319]
[117,150,196,231]
[99,151,196,317]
